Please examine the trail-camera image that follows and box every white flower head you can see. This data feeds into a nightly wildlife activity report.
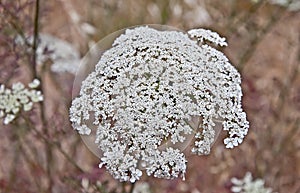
[231,172,275,193]
[16,34,81,75]
[70,25,249,182]
[0,79,43,125]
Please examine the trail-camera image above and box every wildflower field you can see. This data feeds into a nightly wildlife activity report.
[0,0,299,193]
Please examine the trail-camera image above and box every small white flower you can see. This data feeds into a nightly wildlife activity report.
[232,186,243,192]
[0,80,43,125]
[130,169,143,183]
[12,82,25,91]
[28,79,40,89]
[23,102,33,111]
[188,28,228,46]
[30,91,43,102]
[77,125,91,135]
[231,172,275,193]
[12,107,20,114]
[0,85,5,93]
[4,114,15,125]
[19,95,30,104]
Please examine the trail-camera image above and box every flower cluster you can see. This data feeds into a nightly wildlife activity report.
[0,79,43,125]
[70,26,249,182]
[16,34,81,74]
[188,28,228,46]
[231,172,275,193]
[39,34,81,75]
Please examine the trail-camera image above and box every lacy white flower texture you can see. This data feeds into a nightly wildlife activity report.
[231,172,274,193]
[70,26,249,182]
[0,79,43,125]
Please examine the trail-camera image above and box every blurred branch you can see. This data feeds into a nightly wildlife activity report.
[32,0,40,78]
[129,182,135,193]
[22,115,85,173]
[0,1,32,48]
[238,7,285,71]
[227,0,267,34]
[5,126,21,193]
[121,182,136,193]
[277,118,299,154]
[54,140,86,173]
[16,126,43,192]
[27,4,56,188]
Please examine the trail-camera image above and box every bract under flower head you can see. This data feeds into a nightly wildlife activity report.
[70,26,249,182]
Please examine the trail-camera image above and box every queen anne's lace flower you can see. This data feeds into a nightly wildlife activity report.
[231,172,275,193]
[0,79,43,125]
[70,26,249,182]
[16,34,81,74]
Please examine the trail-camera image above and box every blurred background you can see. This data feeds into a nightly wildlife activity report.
[0,0,299,193]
